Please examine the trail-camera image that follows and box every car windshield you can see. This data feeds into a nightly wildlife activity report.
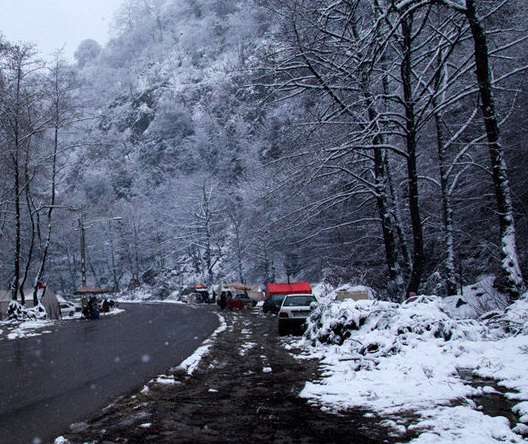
[282,296,316,307]
[270,294,286,302]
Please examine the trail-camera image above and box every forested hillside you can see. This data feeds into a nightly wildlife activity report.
[0,0,526,302]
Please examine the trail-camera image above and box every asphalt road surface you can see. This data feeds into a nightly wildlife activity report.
[0,303,219,444]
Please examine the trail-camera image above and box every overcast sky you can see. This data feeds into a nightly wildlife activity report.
[0,0,124,61]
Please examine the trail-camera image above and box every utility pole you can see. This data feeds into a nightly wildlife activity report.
[79,214,87,288]
[76,215,122,290]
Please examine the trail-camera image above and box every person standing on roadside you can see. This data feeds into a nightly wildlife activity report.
[219,292,227,310]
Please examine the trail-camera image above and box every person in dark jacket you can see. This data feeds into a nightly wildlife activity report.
[219,292,227,310]
[101,299,110,313]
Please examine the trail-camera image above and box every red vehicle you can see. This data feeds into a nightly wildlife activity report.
[225,293,252,310]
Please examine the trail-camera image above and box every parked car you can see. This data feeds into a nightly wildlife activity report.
[226,293,253,310]
[180,292,205,303]
[180,284,210,303]
[263,282,313,314]
[263,294,287,314]
[60,301,76,317]
[278,294,318,336]
[72,300,82,312]
[237,293,256,308]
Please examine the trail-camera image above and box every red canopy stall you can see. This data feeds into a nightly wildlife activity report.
[266,282,312,297]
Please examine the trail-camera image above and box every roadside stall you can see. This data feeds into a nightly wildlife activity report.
[74,286,114,319]
[219,283,254,310]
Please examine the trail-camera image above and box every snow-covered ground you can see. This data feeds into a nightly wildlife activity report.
[5,319,55,340]
[286,282,528,443]
[0,305,125,341]
[7,281,527,442]
[117,286,184,303]
[0,286,187,342]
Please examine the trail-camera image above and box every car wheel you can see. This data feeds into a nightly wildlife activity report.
[69,311,74,317]
[278,321,288,336]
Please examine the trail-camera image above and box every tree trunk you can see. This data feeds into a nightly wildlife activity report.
[386,153,412,275]
[432,52,458,296]
[12,69,22,304]
[465,0,523,299]
[22,137,36,304]
[67,244,78,290]
[134,226,141,282]
[108,232,119,291]
[370,111,404,291]
[233,216,244,283]
[401,13,425,295]
[365,69,405,294]
[434,110,458,295]
[34,81,60,303]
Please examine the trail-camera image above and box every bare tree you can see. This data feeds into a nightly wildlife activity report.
[395,0,526,297]
[0,43,48,303]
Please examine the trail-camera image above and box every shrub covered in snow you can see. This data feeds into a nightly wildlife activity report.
[480,294,528,337]
[295,292,528,442]
[441,276,510,319]
[6,300,47,321]
[305,297,483,362]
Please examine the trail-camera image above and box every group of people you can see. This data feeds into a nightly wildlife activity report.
[81,296,113,319]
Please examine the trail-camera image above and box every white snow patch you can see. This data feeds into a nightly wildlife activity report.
[292,291,528,442]
[100,307,125,317]
[442,276,510,319]
[152,375,180,385]
[6,320,54,340]
[513,402,528,417]
[408,406,521,443]
[239,341,257,356]
[312,283,376,303]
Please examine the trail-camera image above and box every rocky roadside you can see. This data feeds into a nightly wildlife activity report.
[59,307,416,444]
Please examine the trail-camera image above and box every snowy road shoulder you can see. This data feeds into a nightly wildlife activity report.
[286,295,528,443]
[124,311,227,399]
[173,312,227,375]
[3,319,55,340]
